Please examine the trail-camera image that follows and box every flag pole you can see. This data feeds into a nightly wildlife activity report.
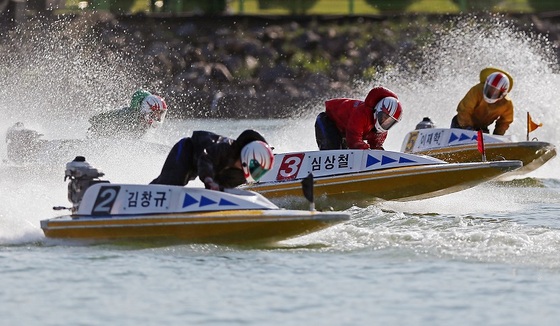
[526,112,529,141]
[477,129,486,162]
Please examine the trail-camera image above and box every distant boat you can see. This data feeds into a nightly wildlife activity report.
[3,122,170,165]
[401,127,556,177]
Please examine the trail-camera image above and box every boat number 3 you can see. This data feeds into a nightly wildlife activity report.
[277,153,305,181]
[92,186,121,215]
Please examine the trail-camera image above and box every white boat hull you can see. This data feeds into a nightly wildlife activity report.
[243,149,522,208]
[41,181,349,244]
[401,128,556,176]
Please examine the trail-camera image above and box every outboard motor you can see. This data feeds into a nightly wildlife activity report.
[415,117,435,130]
[65,156,107,212]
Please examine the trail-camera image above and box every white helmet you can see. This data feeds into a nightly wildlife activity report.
[241,140,274,183]
[140,95,168,128]
[374,97,403,132]
[483,72,509,104]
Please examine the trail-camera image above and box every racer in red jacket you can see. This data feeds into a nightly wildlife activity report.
[314,86,403,150]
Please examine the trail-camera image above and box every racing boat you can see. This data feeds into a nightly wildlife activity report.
[401,126,556,177]
[4,122,169,165]
[40,157,350,245]
[242,149,523,208]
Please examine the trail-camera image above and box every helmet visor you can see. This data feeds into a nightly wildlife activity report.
[248,159,270,182]
[483,84,505,100]
[377,111,398,131]
[145,110,166,127]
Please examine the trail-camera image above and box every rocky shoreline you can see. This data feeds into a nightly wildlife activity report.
[2,12,560,119]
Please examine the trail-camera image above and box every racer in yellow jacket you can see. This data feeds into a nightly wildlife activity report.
[451,68,514,135]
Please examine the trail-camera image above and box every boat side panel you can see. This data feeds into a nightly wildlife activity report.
[256,149,445,183]
[76,184,278,216]
[401,128,507,153]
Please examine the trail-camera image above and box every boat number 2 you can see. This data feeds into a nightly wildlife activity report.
[92,186,121,215]
[277,153,305,181]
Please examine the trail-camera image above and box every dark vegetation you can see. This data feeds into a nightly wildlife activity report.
[81,13,560,119]
[2,3,560,119]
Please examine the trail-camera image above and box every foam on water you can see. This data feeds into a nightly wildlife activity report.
[0,15,559,266]
[0,17,167,243]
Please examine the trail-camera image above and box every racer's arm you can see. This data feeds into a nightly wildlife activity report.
[365,131,387,150]
[197,142,233,191]
[493,101,514,135]
[456,85,480,129]
[345,110,370,149]
[197,150,219,190]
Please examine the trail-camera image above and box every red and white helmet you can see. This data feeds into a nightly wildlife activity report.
[483,72,510,104]
[140,95,168,128]
[241,140,274,183]
[373,97,402,132]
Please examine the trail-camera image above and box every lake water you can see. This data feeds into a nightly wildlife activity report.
[1,15,560,326]
[1,117,559,326]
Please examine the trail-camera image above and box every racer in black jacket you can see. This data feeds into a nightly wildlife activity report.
[150,129,274,190]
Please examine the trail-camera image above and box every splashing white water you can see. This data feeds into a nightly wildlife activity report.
[377,15,559,178]
[0,15,559,247]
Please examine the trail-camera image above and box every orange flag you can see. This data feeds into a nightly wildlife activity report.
[527,112,543,133]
